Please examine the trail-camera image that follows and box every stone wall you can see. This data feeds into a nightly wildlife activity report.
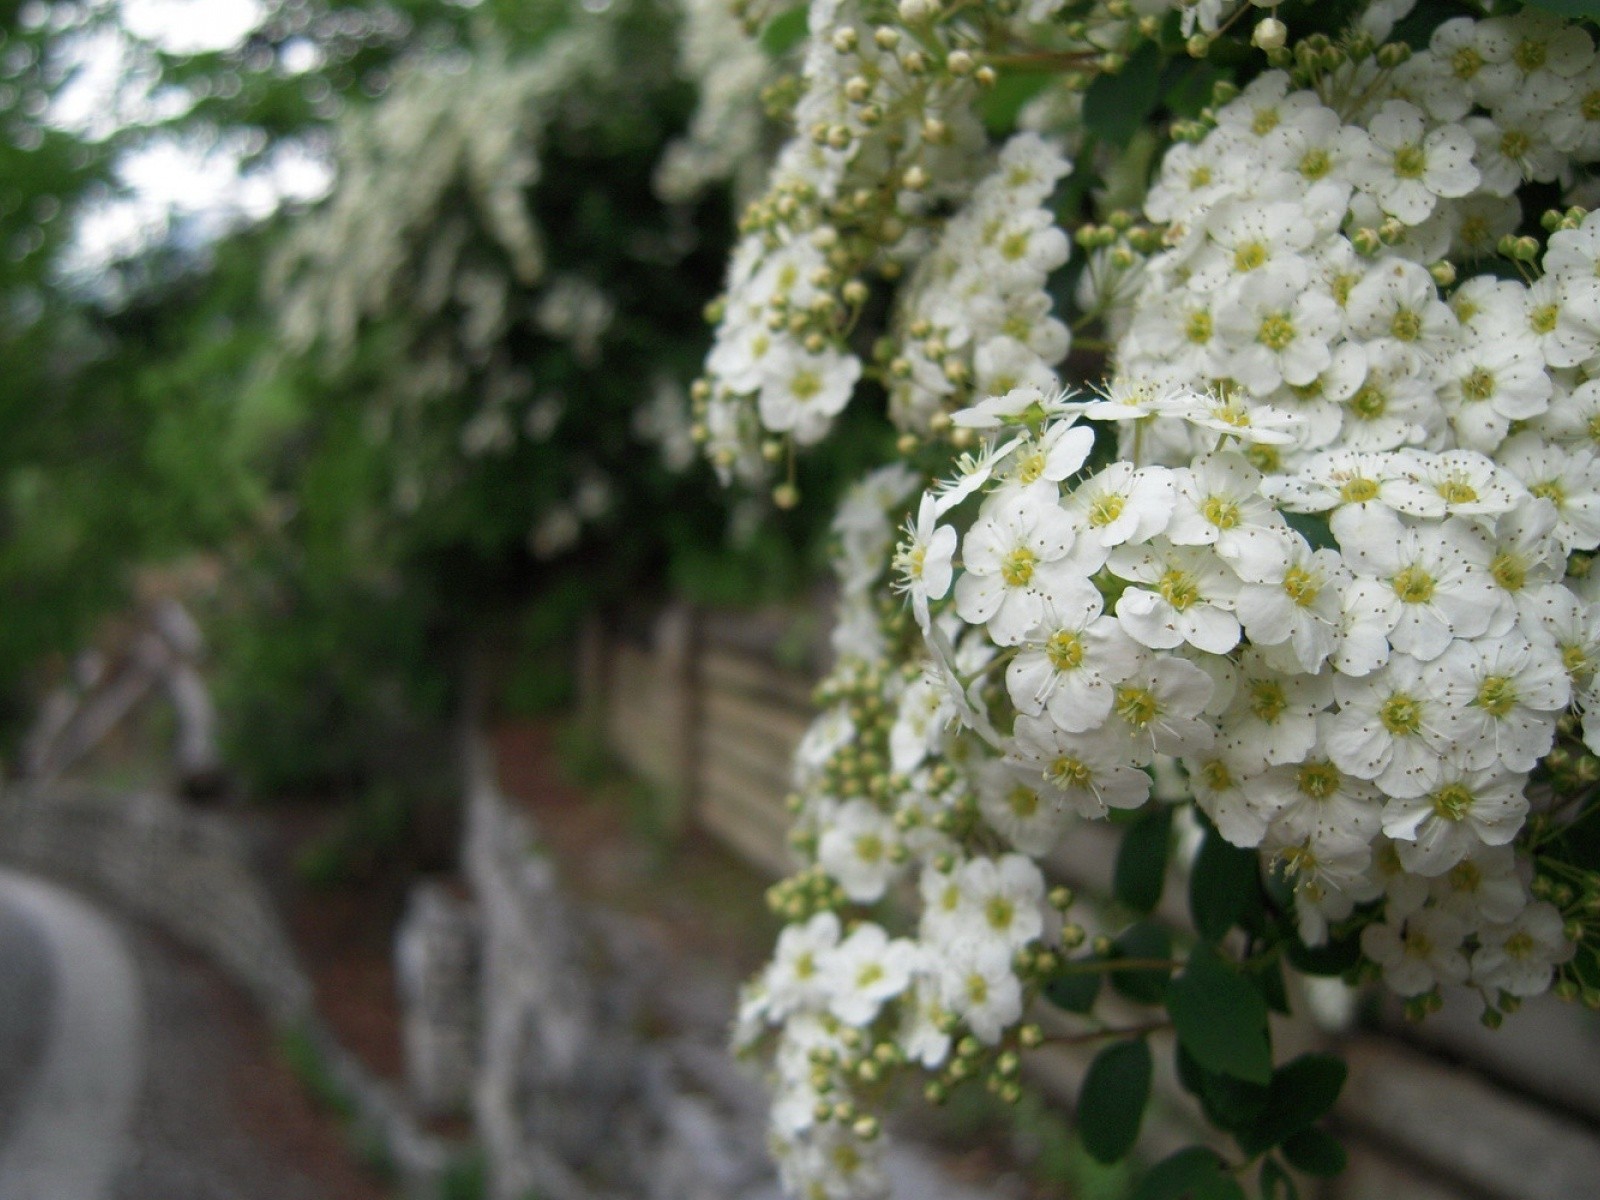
[450,732,1009,1200]
[0,783,454,1200]
[581,603,1600,1200]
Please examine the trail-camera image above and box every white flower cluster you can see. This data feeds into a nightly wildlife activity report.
[886,134,1075,435]
[654,0,779,206]
[722,4,1600,1197]
[1118,13,1600,469]
[695,0,1006,483]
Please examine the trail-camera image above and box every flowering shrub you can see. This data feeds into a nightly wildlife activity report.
[697,1,1600,1194]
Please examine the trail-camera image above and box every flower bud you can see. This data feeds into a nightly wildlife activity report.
[1376,41,1412,68]
[772,482,800,509]
[946,50,973,76]
[1252,17,1287,52]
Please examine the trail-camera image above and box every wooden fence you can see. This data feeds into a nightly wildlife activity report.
[580,602,1600,1200]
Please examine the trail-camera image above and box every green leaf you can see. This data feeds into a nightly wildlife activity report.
[1281,1128,1348,1178]
[1079,1039,1153,1164]
[1189,824,1261,942]
[1167,945,1272,1084]
[1282,510,1338,552]
[1236,1055,1348,1154]
[1285,926,1363,976]
[1521,0,1600,19]
[758,7,808,56]
[1132,1147,1246,1200]
[1159,58,1222,120]
[980,70,1055,135]
[1083,42,1164,148]
[1246,956,1291,1017]
[1044,961,1103,1014]
[1175,1044,1267,1135]
[1109,921,1174,1005]
[1115,803,1173,915]
[1260,1157,1299,1200]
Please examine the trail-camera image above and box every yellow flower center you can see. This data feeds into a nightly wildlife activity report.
[1115,685,1159,729]
[1001,547,1037,587]
[1283,565,1320,606]
[1202,495,1241,529]
[1501,129,1531,161]
[1349,383,1388,420]
[1296,761,1341,801]
[1430,782,1474,822]
[1252,107,1280,136]
[1452,46,1484,80]
[791,369,822,400]
[986,895,1016,931]
[1447,859,1482,894]
[1530,479,1567,509]
[1300,148,1331,180]
[1050,755,1092,788]
[1514,38,1547,73]
[1088,492,1125,527]
[1235,241,1268,272]
[1461,367,1495,402]
[1251,679,1288,722]
[1380,693,1423,736]
[1258,313,1296,350]
[1007,785,1039,818]
[1158,569,1199,610]
[1391,309,1423,341]
[1490,552,1526,592]
[1437,479,1479,505]
[1474,674,1518,718]
[1186,310,1214,343]
[854,832,884,862]
[1200,759,1234,790]
[1392,564,1436,604]
[1530,303,1560,335]
[1340,476,1380,503]
[1046,629,1085,671]
[1393,144,1427,180]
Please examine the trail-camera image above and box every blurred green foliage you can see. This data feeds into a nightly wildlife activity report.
[0,0,881,797]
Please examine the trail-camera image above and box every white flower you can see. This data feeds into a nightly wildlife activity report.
[1361,908,1470,995]
[1064,462,1175,548]
[757,343,863,444]
[1006,714,1150,818]
[1472,901,1575,996]
[950,854,1045,951]
[817,798,903,902]
[936,936,1023,1045]
[1381,763,1529,876]
[893,494,958,631]
[1336,507,1500,661]
[765,911,842,1020]
[1215,264,1342,396]
[1110,540,1243,654]
[1237,542,1347,673]
[827,922,921,1026]
[977,762,1073,857]
[1424,632,1568,773]
[1496,432,1600,553]
[1352,101,1478,226]
[955,485,1096,646]
[1166,452,1296,582]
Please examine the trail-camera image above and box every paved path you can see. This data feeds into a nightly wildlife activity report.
[0,870,143,1200]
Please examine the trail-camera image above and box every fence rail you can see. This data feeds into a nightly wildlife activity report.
[580,601,1600,1200]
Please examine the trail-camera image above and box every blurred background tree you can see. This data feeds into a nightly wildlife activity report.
[0,0,887,808]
